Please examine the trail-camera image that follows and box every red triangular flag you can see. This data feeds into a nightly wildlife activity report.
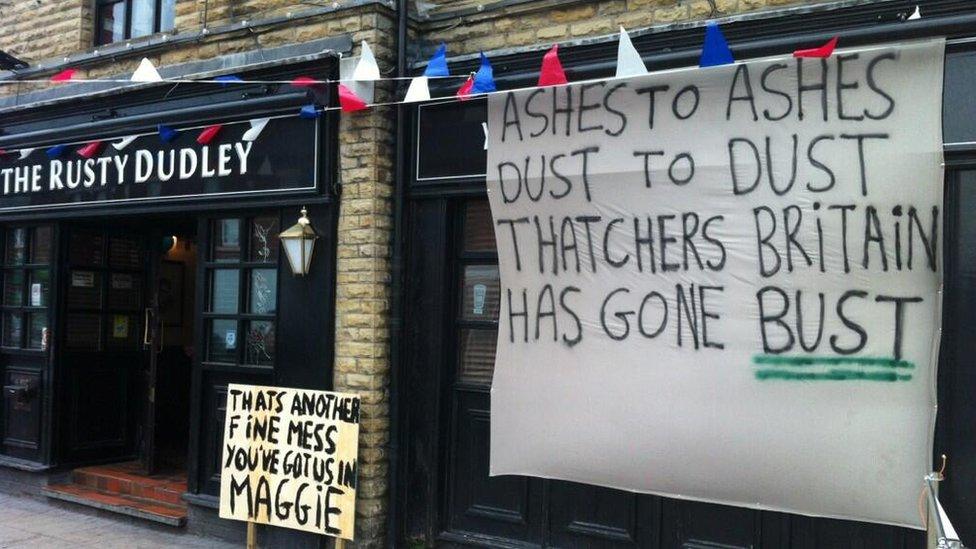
[291,76,320,88]
[77,141,103,159]
[337,84,368,112]
[456,76,474,100]
[793,37,839,58]
[196,124,223,145]
[51,68,77,82]
[537,44,568,87]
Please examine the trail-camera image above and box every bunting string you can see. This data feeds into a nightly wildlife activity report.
[0,23,868,157]
[0,74,468,86]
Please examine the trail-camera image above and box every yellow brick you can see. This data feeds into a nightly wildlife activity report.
[654,3,691,22]
[570,19,615,37]
[536,24,568,40]
[549,4,597,23]
[739,0,766,9]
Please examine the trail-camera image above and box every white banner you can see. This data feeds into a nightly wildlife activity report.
[487,39,944,528]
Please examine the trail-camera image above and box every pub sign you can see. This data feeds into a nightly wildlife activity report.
[0,116,318,212]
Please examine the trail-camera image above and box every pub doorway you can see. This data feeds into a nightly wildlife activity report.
[45,215,198,525]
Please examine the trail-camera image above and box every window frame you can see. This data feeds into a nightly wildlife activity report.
[201,215,280,370]
[0,225,53,352]
[453,199,499,390]
[94,0,173,46]
[60,231,148,354]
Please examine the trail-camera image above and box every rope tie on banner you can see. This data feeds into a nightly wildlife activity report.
[918,454,947,528]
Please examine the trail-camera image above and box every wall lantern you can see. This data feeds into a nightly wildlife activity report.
[279,207,318,276]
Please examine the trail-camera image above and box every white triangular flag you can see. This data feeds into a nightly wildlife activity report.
[18,148,34,160]
[907,5,921,20]
[242,118,270,142]
[112,135,137,150]
[616,27,647,78]
[131,57,162,82]
[352,41,381,81]
[403,76,430,103]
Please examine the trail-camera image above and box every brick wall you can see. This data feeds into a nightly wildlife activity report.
[331,12,398,547]
[419,0,843,54]
[0,0,90,63]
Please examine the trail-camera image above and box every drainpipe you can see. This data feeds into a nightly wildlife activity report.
[387,0,408,547]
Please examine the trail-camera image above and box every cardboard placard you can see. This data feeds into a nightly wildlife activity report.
[219,384,360,540]
[486,40,944,528]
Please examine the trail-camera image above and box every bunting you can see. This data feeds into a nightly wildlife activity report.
[131,58,163,82]
[242,118,270,142]
[158,124,180,143]
[537,44,568,87]
[51,68,76,82]
[112,135,137,150]
[215,75,243,85]
[471,53,496,94]
[77,141,104,159]
[0,30,866,129]
[699,22,734,67]
[18,148,34,160]
[403,76,431,103]
[615,27,647,78]
[299,104,321,119]
[353,41,381,81]
[196,124,223,145]
[337,85,368,112]
[456,75,475,100]
[424,44,449,77]
[404,44,452,104]
[793,37,839,58]
[46,144,67,159]
[291,76,320,89]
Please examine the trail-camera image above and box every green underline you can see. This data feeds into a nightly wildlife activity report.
[753,355,914,369]
[755,369,913,382]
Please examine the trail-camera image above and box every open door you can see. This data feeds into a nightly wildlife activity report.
[59,228,149,465]
[139,233,169,475]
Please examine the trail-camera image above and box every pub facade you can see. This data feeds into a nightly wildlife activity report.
[1,0,976,547]
[0,3,396,545]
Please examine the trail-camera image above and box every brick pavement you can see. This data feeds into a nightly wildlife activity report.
[0,493,235,548]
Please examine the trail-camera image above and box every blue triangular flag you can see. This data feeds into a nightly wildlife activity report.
[158,124,180,143]
[45,144,66,158]
[215,75,242,86]
[299,104,320,119]
[699,22,734,67]
[423,44,449,77]
[471,52,496,94]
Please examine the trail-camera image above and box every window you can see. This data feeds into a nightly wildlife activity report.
[62,232,146,352]
[96,0,175,45]
[456,201,499,386]
[1,226,53,350]
[204,216,279,367]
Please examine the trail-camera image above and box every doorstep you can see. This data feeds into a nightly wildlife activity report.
[42,461,187,527]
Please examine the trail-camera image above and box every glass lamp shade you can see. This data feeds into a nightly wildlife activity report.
[279,208,318,275]
[282,236,316,275]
